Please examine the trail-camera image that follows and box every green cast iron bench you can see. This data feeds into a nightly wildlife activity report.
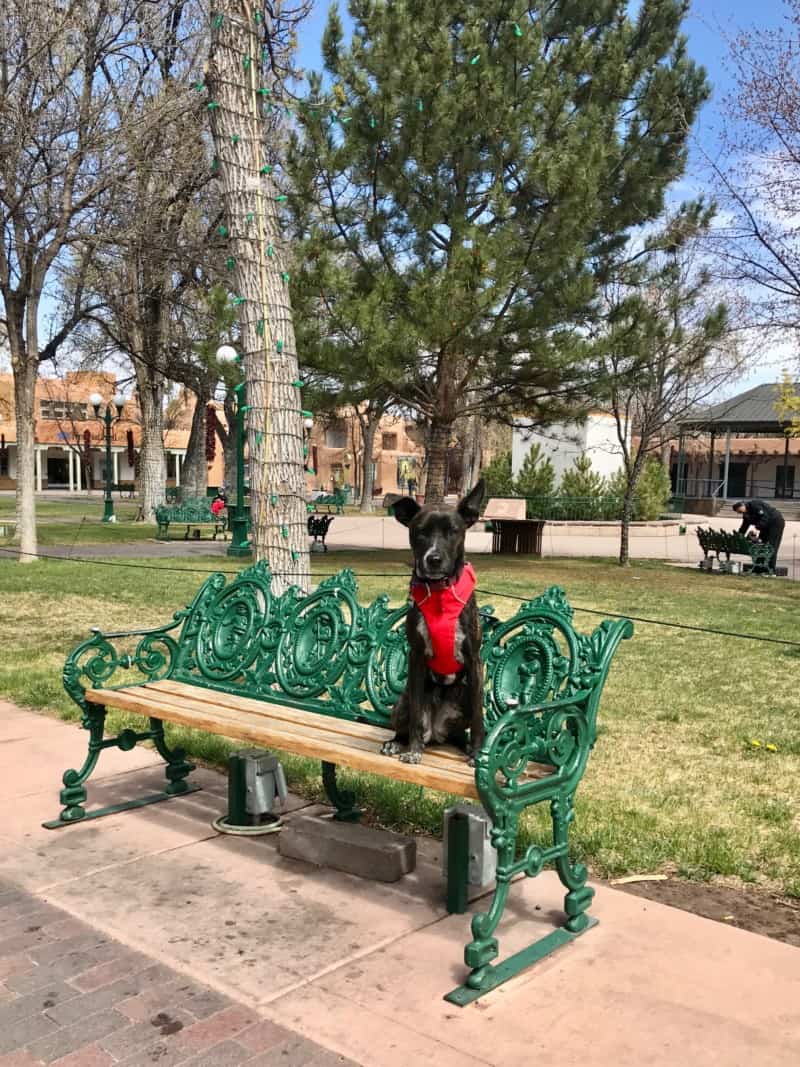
[55,562,632,1003]
[696,527,775,574]
[312,488,349,514]
[155,497,228,541]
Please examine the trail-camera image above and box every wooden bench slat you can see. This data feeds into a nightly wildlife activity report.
[146,681,554,781]
[86,685,481,798]
[151,680,396,746]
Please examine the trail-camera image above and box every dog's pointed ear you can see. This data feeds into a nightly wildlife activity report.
[457,479,485,528]
[385,494,421,527]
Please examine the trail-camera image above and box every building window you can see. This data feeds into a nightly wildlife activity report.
[0,448,8,478]
[381,432,398,451]
[325,421,347,449]
[40,400,86,421]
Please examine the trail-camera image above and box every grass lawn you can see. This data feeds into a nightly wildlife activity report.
[0,498,157,546]
[0,550,798,897]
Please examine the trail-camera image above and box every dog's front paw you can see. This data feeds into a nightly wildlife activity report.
[399,750,423,765]
[381,739,403,756]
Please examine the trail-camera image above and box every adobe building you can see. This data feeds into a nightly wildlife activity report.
[0,372,225,492]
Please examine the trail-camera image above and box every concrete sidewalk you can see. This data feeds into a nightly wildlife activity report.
[1,700,799,1067]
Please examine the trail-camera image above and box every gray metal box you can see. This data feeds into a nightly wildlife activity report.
[443,802,497,886]
[236,749,288,815]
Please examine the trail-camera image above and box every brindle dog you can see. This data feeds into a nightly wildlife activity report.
[380,480,485,765]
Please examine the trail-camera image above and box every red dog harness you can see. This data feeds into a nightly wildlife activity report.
[410,563,476,677]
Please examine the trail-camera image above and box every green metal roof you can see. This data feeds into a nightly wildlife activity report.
[679,382,798,434]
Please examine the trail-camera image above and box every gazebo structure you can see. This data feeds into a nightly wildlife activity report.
[675,382,798,513]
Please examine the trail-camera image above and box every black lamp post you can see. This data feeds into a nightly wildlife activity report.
[216,345,251,558]
[89,391,125,522]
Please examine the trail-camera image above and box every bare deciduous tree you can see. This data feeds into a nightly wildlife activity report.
[598,211,744,565]
[0,2,134,560]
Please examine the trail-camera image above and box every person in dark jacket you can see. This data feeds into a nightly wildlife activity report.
[733,499,785,572]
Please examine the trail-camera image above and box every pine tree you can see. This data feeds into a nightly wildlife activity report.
[513,443,555,499]
[288,1,709,501]
[481,451,514,497]
[559,454,606,498]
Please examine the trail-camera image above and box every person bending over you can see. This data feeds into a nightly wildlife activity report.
[732,499,785,573]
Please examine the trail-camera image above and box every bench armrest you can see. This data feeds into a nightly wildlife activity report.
[474,696,592,813]
[63,614,185,714]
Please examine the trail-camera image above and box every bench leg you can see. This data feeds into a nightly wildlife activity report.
[42,707,200,830]
[321,761,362,822]
[149,717,196,795]
[444,796,596,1006]
[551,792,594,933]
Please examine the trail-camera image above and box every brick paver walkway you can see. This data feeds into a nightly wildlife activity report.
[0,880,355,1067]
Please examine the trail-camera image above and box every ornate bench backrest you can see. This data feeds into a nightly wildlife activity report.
[156,499,216,524]
[167,563,626,735]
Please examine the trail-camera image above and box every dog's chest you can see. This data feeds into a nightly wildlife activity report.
[413,610,467,685]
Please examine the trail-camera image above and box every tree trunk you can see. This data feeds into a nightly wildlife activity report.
[460,414,482,497]
[136,372,166,522]
[208,11,309,594]
[619,456,646,566]
[12,356,38,563]
[181,388,210,499]
[425,420,452,504]
[359,410,380,512]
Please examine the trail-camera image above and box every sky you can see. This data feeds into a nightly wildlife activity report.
[292,0,797,397]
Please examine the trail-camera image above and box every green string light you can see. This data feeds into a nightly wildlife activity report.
[218,224,227,237]
[243,55,252,71]
[306,468,315,476]
[256,87,272,97]
[292,379,304,388]
[267,243,274,257]
[275,195,288,202]
[307,504,314,513]
[231,134,240,146]
[194,82,206,92]
[513,22,522,37]
[303,444,308,457]
[281,525,288,539]
[225,256,235,271]
[271,493,278,505]
[211,156,220,172]
[276,339,284,352]
[256,319,264,336]
[281,271,290,283]
[207,101,220,111]
[256,431,264,445]
[260,164,272,175]
[470,54,480,65]
[213,13,223,28]
[301,410,313,418]
[417,99,423,112]
[246,211,254,224]
[233,296,246,306]
[369,114,376,128]
[291,551,299,561]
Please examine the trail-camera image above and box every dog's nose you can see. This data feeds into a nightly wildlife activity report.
[426,552,442,569]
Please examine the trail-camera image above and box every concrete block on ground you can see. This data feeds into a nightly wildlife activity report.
[278,815,416,883]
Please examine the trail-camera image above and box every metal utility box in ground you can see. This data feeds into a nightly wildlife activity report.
[229,749,288,825]
[443,802,496,886]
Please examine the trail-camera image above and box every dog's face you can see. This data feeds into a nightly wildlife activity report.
[391,480,485,581]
